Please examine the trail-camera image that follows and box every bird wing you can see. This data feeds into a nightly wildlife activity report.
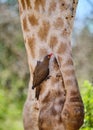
[33,67,49,87]
[33,61,41,75]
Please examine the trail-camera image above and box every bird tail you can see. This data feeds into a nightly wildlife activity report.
[35,86,41,100]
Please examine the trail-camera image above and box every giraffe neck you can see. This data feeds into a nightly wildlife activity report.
[18,0,77,73]
[18,0,79,100]
[18,1,84,130]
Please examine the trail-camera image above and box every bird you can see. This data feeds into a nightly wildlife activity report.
[32,53,53,90]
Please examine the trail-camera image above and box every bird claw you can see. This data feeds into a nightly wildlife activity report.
[45,75,51,80]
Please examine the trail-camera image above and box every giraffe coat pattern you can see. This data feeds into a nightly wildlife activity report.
[18,0,84,130]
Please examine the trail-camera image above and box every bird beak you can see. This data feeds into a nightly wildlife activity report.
[48,53,53,58]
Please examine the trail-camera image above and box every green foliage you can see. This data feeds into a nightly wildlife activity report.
[0,68,27,130]
[0,40,28,130]
[0,17,29,129]
[80,80,93,130]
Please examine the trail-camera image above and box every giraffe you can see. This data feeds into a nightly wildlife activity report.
[18,0,84,130]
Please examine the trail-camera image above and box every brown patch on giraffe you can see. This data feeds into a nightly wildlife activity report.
[57,42,67,54]
[70,90,78,96]
[48,1,56,14]
[65,79,73,86]
[59,99,65,106]
[26,0,32,9]
[39,48,47,57]
[28,14,38,26]
[69,97,81,102]
[38,21,50,41]
[63,58,73,67]
[54,17,64,29]
[27,36,36,58]
[58,116,62,124]
[21,0,26,10]
[34,0,45,11]
[64,69,75,76]
[56,91,62,97]
[49,36,58,49]
[63,109,70,119]
[74,103,84,108]
[51,77,58,86]
[22,17,29,32]
[42,91,51,103]
[73,107,84,117]
[51,106,57,116]
[61,28,70,37]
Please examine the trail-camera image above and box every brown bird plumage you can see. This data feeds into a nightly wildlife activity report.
[35,85,41,100]
[32,53,53,90]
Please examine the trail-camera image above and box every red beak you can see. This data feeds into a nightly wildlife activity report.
[48,53,53,58]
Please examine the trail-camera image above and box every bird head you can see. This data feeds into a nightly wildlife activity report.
[47,53,53,59]
[44,53,53,62]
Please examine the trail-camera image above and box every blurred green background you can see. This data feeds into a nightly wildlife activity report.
[0,0,93,130]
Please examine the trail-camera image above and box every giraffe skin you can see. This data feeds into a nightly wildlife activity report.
[18,0,84,130]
